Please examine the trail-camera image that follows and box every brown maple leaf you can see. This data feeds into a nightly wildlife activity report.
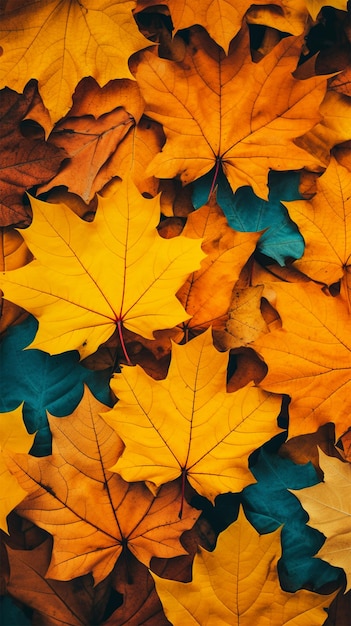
[0,81,66,227]
[39,77,145,203]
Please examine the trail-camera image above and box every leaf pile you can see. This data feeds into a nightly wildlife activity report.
[1,1,351,624]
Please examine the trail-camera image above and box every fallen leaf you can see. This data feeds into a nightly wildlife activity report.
[291,449,351,591]
[306,0,347,20]
[219,285,269,349]
[0,82,66,227]
[0,404,35,533]
[252,281,351,439]
[39,78,145,203]
[105,552,171,626]
[5,387,199,584]
[0,176,205,359]
[132,26,327,199]
[103,328,282,503]
[5,538,110,626]
[0,0,149,124]
[176,195,260,338]
[152,506,337,625]
[285,156,351,306]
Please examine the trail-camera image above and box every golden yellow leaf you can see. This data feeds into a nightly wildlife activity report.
[5,387,199,585]
[0,404,35,533]
[252,281,351,440]
[151,507,337,625]
[291,448,351,591]
[132,26,327,199]
[305,0,347,20]
[0,177,205,359]
[0,0,148,124]
[103,328,282,503]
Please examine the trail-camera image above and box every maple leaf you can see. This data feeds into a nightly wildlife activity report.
[291,448,351,591]
[4,387,199,585]
[151,507,337,626]
[5,538,110,626]
[0,404,35,533]
[0,0,149,125]
[175,195,260,338]
[39,77,145,203]
[132,26,327,199]
[0,177,205,359]
[0,82,66,227]
[285,155,351,307]
[251,281,351,440]
[103,328,282,503]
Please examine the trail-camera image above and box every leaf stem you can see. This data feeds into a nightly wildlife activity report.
[117,319,132,365]
[178,468,187,519]
[207,156,221,201]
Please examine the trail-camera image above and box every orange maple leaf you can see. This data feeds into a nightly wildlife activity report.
[252,281,351,440]
[5,387,199,585]
[285,155,351,308]
[132,25,327,199]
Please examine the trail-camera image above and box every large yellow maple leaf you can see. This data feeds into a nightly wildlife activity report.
[291,448,351,591]
[103,329,282,503]
[5,387,199,585]
[252,281,351,440]
[151,507,337,625]
[0,177,205,359]
[0,404,35,533]
[132,26,327,199]
[285,156,351,308]
[0,0,148,124]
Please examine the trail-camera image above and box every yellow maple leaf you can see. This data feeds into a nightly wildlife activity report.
[0,0,148,124]
[0,404,35,533]
[252,281,351,440]
[151,507,337,625]
[0,177,205,359]
[291,448,351,591]
[103,328,282,503]
[132,26,327,199]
